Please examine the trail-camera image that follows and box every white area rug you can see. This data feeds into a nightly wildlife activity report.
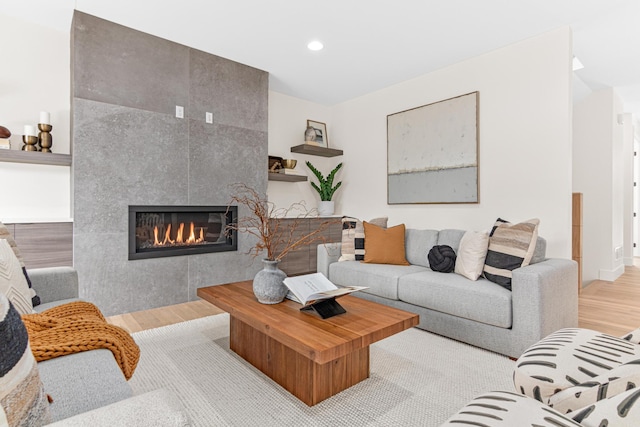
[130,314,514,426]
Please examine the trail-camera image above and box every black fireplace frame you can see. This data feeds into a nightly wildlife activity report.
[128,205,237,260]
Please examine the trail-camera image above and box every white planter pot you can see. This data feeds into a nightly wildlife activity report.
[318,201,335,216]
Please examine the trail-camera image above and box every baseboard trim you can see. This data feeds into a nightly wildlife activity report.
[599,264,625,282]
[624,257,635,266]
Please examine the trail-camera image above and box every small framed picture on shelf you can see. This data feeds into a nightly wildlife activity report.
[306,120,328,148]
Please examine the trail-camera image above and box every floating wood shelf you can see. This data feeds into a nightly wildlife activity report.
[290,144,343,157]
[0,150,72,166]
[268,172,307,182]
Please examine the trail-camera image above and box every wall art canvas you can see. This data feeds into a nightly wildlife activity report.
[387,91,479,204]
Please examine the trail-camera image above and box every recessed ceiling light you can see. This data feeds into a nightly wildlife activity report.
[572,56,584,71]
[307,41,324,51]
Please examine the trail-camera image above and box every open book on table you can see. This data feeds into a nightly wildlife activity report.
[284,272,368,306]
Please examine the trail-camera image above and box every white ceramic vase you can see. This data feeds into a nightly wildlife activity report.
[252,259,288,304]
[318,201,335,217]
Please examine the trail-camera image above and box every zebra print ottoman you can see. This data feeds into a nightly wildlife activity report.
[441,389,640,426]
[513,328,640,414]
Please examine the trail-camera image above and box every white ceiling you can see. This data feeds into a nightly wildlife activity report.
[4,0,640,113]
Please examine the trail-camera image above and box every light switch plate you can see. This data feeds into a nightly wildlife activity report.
[206,112,213,123]
[175,105,184,118]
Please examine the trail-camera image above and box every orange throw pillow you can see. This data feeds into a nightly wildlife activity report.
[363,222,410,265]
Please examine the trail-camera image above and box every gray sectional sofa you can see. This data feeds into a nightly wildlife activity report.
[317,228,579,358]
[27,267,190,426]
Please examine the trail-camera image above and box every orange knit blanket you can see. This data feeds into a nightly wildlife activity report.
[21,301,140,380]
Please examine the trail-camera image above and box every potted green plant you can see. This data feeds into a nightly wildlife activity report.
[306,161,343,216]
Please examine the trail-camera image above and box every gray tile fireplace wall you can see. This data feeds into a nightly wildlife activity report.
[72,11,266,316]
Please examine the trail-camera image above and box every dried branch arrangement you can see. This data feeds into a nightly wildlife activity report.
[225,183,339,261]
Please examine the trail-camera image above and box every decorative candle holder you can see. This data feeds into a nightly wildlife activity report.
[38,123,53,153]
[22,135,38,151]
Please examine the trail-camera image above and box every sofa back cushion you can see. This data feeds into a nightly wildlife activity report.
[531,237,546,264]
[437,229,466,253]
[405,229,439,268]
[404,228,546,270]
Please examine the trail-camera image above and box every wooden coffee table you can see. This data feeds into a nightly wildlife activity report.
[197,281,418,405]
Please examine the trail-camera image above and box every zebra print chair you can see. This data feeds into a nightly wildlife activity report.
[513,328,640,415]
[442,328,640,426]
[441,388,640,426]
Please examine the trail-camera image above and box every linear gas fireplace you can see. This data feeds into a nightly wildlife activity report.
[128,205,237,260]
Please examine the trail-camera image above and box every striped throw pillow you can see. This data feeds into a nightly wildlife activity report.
[0,293,51,426]
[483,218,539,290]
[338,216,388,261]
[0,221,40,306]
[0,239,35,315]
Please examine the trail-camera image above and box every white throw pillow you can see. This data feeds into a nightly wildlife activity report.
[454,231,489,281]
[0,239,34,314]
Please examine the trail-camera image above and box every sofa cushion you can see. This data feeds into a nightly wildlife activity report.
[45,388,192,427]
[338,216,388,261]
[398,271,512,328]
[531,236,546,264]
[330,261,427,300]
[436,229,466,252]
[0,293,51,426]
[363,222,410,265]
[0,239,35,315]
[405,229,439,268]
[484,218,540,290]
[38,349,133,422]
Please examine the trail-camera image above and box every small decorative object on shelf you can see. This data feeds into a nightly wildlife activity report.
[305,120,328,148]
[304,126,316,143]
[276,159,306,177]
[0,125,10,139]
[38,111,53,153]
[0,125,11,150]
[306,161,343,216]
[22,125,38,151]
[38,124,53,153]
[268,155,283,172]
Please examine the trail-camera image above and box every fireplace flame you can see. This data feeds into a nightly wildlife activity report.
[152,222,204,247]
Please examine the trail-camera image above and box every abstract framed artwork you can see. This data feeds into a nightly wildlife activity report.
[387,91,479,204]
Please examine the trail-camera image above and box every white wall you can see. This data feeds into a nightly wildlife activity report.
[0,13,71,221]
[573,88,626,283]
[267,92,343,215]
[622,113,634,266]
[319,27,572,258]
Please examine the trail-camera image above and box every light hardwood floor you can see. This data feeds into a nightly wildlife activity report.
[108,264,640,336]
[578,259,640,336]
[107,299,224,333]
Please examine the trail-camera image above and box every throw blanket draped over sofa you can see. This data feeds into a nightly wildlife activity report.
[22,301,140,380]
